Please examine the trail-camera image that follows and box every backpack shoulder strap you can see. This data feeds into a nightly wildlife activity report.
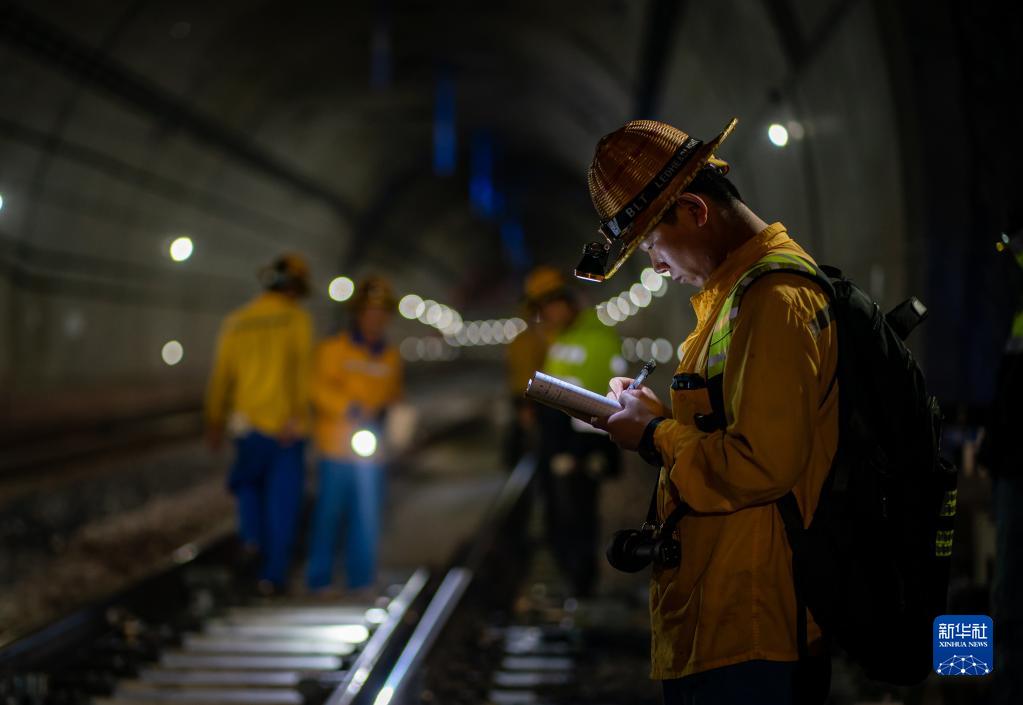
[702,254,834,430]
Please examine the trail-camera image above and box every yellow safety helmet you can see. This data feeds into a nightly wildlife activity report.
[524,266,569,306]
[350,275,396,311]
[260,252,310,296]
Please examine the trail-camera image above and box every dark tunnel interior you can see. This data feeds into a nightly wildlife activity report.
[1,1,1022,704]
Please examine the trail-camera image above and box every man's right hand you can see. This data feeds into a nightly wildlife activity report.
[607,377,670,418]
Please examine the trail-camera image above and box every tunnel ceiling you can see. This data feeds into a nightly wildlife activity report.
[9,0,968,411]
[0,0,858,313]
[0,0,657,312]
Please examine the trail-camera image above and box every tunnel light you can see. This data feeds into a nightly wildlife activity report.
[621,338,637,362]
[629,283,652,308]
[328,276,355,302]
[768,123,789,147]
[616,294,636,316]
[596,304,616,327]
[479,322,494,345]
[398,294,425,319]
[162,340,184,366]
[169,236,193,262]
[0,193,4,213]
[424,303,443,326]
[436,307,454,330]
[441,313,463,335]
[640,268,662,291]
[418,300,436,323]
[399,337,421,361]
[611,355,628,376]
[636,338,653,361]
[424,337,443,360]
[352,429,378,458]
[606,300,623,323]
[652,338,674,364]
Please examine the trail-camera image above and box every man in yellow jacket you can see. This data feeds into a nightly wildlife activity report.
[586,120,837,704]
[306,276,403,592]
[502,267,560,468]
[205,253,313,593]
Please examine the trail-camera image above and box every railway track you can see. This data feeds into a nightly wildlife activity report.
[0,456,538,705]
[1,454,658,705]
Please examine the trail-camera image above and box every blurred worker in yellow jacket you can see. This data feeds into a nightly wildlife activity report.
[503,267,560,468]
[586,120,837,704]
[205,253,313,593]
[306,275,402,592]
[530,266,623,597]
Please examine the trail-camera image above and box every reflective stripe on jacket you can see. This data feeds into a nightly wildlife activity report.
[542,309,622,394]
[205,292,313,436]
[649,222,839,679]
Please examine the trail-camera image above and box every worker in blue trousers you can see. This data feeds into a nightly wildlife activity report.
[306,276,403,594]
[205,253,313,594]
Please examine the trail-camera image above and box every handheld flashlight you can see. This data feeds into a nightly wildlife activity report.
[351,429,378,458]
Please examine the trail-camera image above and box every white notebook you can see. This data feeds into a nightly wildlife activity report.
[524,371,621,420]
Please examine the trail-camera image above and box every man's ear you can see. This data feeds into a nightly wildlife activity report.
[675,192,710,228]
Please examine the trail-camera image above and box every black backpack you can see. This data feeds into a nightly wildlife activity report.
[700,259,959,688]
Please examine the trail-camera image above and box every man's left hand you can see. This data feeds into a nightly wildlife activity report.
[592,390,658,451]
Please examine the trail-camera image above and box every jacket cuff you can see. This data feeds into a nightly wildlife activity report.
[638,416,668,467]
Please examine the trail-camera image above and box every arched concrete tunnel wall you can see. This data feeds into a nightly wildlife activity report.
[1,0,1020,435]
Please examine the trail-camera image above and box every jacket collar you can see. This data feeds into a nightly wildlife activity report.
[690,222,790,325]
[348,326,387,356]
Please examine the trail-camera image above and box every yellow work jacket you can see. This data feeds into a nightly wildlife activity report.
[649,222,839,679]
[205,292,313,437]
[311,331,403,460]
[506,324,553,397]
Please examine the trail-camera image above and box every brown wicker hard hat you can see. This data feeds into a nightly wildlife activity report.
[581,117,738,281]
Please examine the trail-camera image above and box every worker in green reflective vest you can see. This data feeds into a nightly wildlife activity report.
[529,266,624,597]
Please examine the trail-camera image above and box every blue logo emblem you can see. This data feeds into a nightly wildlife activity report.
[933,615,993,676]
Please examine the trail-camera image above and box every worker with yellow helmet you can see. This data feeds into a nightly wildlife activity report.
[305,275,403,593]
[503,267,562,467]
[586,119,837,702]
[205,252,313,594]
[526,265,623,597]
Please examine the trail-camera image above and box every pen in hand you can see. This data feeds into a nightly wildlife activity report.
[626,359,657,391]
